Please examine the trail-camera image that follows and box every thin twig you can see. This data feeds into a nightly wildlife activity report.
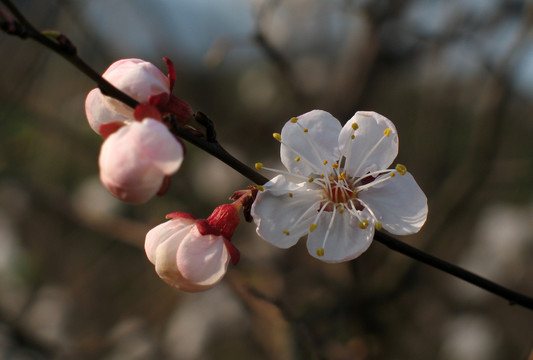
[373,231,533,309]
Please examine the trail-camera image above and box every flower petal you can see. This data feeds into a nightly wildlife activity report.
[151,223,203,291]
[358,172,428,235]
[99,125,165,203]
[101,58,170,117]
[280,110,342,176]
[85,88,127,134]
[144,218,196,264]
[306,211,374,263]
[177,226,229,287]
[339,111,399,177]
[134,118,184,174]
[252,175,322,249]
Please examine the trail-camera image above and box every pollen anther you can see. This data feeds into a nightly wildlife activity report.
[295,157,301,162]
[332,163,339,169]
[303,128,309,133]
[384,128,392,137]
[375,221,383,230]
[257,185,264,191]
[290,117,298,123]
[282,230,290,236]
[351,123,359,131]
[308,177,314,182]
[309,223,318,232]
[323,160,328,165]
[255,163,263,170]
[316,248,325,257]
[358,220,369,229]
[273,133,281,141]
[395,164,407,176]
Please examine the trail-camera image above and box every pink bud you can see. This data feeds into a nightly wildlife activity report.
[100,58,170,118]
[99,118,184,204]
[144,204,243,291]
[145,216,230,292]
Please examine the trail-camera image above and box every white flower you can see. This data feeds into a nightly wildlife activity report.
[251,110,428,263]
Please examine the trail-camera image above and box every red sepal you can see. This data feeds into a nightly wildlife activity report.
[149,93,170,109]
[99,121,125,139]
[163,57,176,91]
[167,95,192,124]
[223,238,240,265]
[206,204,240,240]
[196,219,221,236]
[134,103,162,122]
[165,212,196,220]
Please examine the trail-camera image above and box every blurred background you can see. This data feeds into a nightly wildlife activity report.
[1,0,532,359]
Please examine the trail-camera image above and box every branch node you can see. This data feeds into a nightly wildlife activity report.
[194,111,217,142]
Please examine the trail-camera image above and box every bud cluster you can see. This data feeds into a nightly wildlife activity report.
[85,58,192,204]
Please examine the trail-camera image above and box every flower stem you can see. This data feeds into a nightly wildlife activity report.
[2,0,532,311]
[374,231,533,310]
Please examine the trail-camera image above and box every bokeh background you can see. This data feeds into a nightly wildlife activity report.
[1,0,532,359]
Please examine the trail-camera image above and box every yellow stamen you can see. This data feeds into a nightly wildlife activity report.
[255,163,263,170]
[316,248,325,257]
[323,160,328,165]
[309,223,318,232]
[320,174,325,178]
[352,190,358,195]
[303,128,309,133]
[339,208,344,214]
[384,128,392,137]
[273,133,281,142]
[282,230,290,236]
[257,185,264,191]
[390,173,396,178]
[329,177,335,181]
[332,163,339,169]
[308,177,314,182]
[351,134,355,140]
[289,193,293,198]
[352,123,359,131]
[375,221,382,230]
[294,157,300,162]
[358,220,369,229]
[395,164,407,176]
[290,117,298,123]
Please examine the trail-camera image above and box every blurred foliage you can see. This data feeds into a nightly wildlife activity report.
[0,0,532,359]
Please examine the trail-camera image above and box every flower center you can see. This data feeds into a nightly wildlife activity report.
[327,180,353,203]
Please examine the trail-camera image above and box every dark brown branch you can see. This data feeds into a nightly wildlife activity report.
[373,231,533,309]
